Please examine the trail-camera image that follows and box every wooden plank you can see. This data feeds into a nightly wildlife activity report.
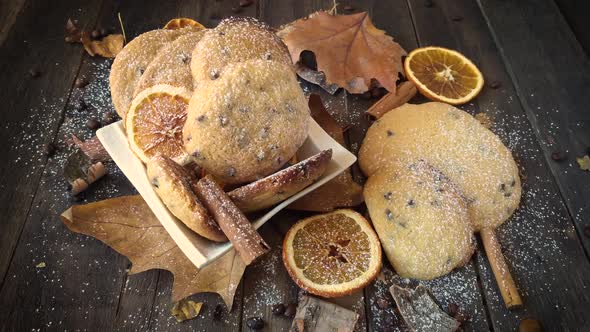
[0,0,104,289]
[407,0,590,331]
[478,0,590,258]
[0,0,26,46]
[554,0,590,56]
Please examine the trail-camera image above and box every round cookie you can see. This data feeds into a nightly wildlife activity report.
[364,161,475,280]
[146,156,226,242]
[183,59,310,184]
[109,28,194,122]
[133,30,206,97]
[359,102,521,231]
[190,17,292,83]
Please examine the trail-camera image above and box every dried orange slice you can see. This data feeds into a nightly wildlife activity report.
[164,18,205,30]
[126,84,191,164]
[282,209,382,297]
[404,46,484,105]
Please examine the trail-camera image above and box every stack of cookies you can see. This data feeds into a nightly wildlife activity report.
[109,18,331,245]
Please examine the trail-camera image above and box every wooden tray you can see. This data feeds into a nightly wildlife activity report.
[97,119,356,268]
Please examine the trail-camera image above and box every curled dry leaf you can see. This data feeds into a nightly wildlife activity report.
[171,300,203,322]
[81,33,125,58]
[278,11,406,94]
[288,94,363,212]
[60,195,246,309]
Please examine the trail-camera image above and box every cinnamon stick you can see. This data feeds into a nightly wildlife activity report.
[194,175,269,265]
[366,81,417,119]
[481,228,523,309]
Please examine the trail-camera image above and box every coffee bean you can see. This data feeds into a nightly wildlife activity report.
[489,81,501,89]
[584,225,590,238]
[86,119,101,130]
[101,111,117,125]
[451,15,463,22]
[91,30,101,39]
[519,318,541,332]
[44,143,57,157]
[408,199,415,206]
[246,317,264,330]
[239,0,254,7]
[284,303,297,317]
[271,303,286,315]
[212,304,223,320]
[551,151,565,161]
[29,69,41,78]
[376,297,391,309]
[231,6,243,13]
[343,5,354,11]
[75,77,88,88]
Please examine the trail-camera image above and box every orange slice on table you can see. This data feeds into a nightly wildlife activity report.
[404,46,484,105]
[164,18,205,30]
[282,209,382,298]
[126,84,191,165]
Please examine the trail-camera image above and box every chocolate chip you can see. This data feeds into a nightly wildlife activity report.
[101,111,117,125]
[384,192,392,200]
[551,151,565,161]
[451,15,463,22]
[192,150,205,160]
[74,77,88,88]
[376,297,391,309]
[504,192,512,197]
[408,199,415,206]
[511,179,516,187]
[424,0,434,7]
[343,5,354,11]
[285,103,295,113]
[227,167,236,177]
[91,29,101,39]
[385,208,394,220]
[197,115,206,122]
[271,303,286,315]
[210,69,220,80]
[246,317,264,330]
[44,143,57,157]
[151,178,160,188]
[86,119,101,130]
[180,53,190,64]
[212,304,223,320]
[583,225,590,238]
[29,69,41,78]
[239,0,254,7]
[138,68,145,75]
[500,183,506,191]
[277,156,283,165]
[219,115,228,127]
[284,303,297,317]
[489,81,501,89]
[264,52,272,60]
[386,130,394,137]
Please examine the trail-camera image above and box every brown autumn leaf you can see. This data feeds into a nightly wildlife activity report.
[288,94,363,212]
[81,33,125,58]
[278,11,406,94]
[60,195,246,309]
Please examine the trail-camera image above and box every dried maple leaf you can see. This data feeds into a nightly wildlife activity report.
[81,33,125,58]
[278,11,406,94]
[577,155,590,171]
[288,94,363,212]
[60,195,246,309]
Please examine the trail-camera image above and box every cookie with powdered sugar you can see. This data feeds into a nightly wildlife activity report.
[364,161,475,279]
[359,102,521,231]
[183,59,310,184]
[190,17,292,83]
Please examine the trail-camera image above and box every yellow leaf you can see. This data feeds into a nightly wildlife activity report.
[577,155,590,171]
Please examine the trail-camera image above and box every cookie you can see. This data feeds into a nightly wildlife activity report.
[364,161,475,279]
[359,102,521,231]
[134,30,206,97]
[146,156,226,242]
[190,17,292,83]
[109,28,192,122]
[228,149,332,213]
[183,59,310,184]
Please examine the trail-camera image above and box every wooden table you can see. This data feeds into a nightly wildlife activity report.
[1,0,589,331]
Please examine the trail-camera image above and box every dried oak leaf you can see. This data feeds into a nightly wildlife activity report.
[577,155,590,171]
[288,94,363,212]
[60,195,246,309]
[81,33,125,58]
[278,11,406,94]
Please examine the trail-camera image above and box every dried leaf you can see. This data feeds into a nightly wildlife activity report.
[296,63,340,95]
[71,135,111,162]
[35,262,46,268]
[65,18,81,43]
[278,11,406,94]
[60,195,246,309]
[390,284,460,332]
[577,155,590,171]
[82,33,125,58]
[366,81,417,119]
[171,300,203,322]
[288,94,363,212]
